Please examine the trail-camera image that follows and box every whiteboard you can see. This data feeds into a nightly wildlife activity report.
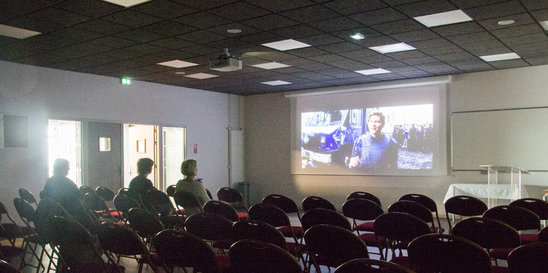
[451,107,548,171]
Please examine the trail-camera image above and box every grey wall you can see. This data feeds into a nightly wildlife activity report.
[244,65,548,212]
[0,60,231,218]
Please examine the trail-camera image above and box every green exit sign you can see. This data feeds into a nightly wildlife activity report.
[120,77,131,85]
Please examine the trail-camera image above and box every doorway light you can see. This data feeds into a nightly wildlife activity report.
[184,73,219,79]
[102,0,151,7]
[350,33,365,40]
[261,39,311,51]
[251,62,291,70]
[261,80,292,86]
[355,68,391,75]
[157,60,198,68]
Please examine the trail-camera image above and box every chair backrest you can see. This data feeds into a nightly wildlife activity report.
[483,205,540,231]
[507,242,548,273]
[408,234,492,273]
[82,192,109,212]
[452,216,520,249]
[166,185,177,197]
[216,187,247,211]
[373,212,431,242]
[185,212,234,241]
[399,193,442,232]
[18,188,37,206]
[304,224,369,269]
[79,185,95,195]
[302,196,336,212]
[152,229,221,273]
[346,191,382,207]
[34,198,72,244]
[96,222,149,256]
[95,186,115,202]
[126,207,165,238]
[248,203,291,228]
[335,258,417,273]
[203,200,239,222]
[230,239,302,273]
[302,208,351,231]
[0,259,21,273]
[539,226,548,242]
[444,195,487,232]
[343,198,384,221]
[388,200,434,227]
[173,190,203,215]
[147,189,177,216]
[262,194,300,217]
[232,219,287,250]
[13,198,36,226]
[509,198,548,220]
[113,194,141,219]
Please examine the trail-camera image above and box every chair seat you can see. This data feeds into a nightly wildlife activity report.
[490,248,514,260]
[278,226,303,238]
[491,265,509,273]
[237,212,248,219]
[354,221,375,232]
[388,255,411,268]
[358,232,385,247]
[216,253,231,272]
[520,233,538,244]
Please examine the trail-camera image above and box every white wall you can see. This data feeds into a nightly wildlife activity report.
[244,65,548,212]
[0,60,230,218]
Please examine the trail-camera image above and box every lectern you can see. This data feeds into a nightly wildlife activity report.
[480,165,530,207]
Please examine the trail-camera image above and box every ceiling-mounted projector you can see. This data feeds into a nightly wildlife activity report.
[209,48,242,72]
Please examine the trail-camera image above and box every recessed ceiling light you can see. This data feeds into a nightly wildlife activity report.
[497,19,515,26]
[157,60,198,68]
[227,28,242,34]
[261,39,311,51]
[350,33,365,40]
[355,68,391,75]
[0,24,41,39]
[369,42,415,54]
[102,0,151,7]
[261,80,292,86]
[414,10,473,27]
[185,73,219,79]
[251,62,291,70]
[479,52,521,62]
[540,20,548,31]
[174,71,186,75]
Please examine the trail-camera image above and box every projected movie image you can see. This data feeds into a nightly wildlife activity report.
[301,104,433,172]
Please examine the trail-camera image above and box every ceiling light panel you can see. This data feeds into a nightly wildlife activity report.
[369,43,415,54]
[251,62,291,70]
[540,21,548,31]
[480,52,521,62]
[157,60,198,68]
[261,80,292,86]
[185,73,218,79]
[414,10,473,27]
[102,0,151,7]
[355,68,391,75]
[0,24,41,39]
[261,39,311,51]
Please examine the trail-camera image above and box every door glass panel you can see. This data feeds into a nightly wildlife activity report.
[163,127,185,191]
[47,119,82,186]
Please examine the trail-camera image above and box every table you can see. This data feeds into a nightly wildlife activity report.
[444,183,529,206]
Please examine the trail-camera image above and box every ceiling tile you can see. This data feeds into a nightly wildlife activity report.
[318,42,363,53]
[209,2,271,21]
[280,5,339,23]
[322,0,387,15]
[478,13,535,30]
[75,19,129,35]
[142,20,198,36]
[55,0,123,18]
[350,8,406,25]
[396,0,458,17]
[463,1,526,20]
[130,0,196,19]
[307,17,363,32]
[102,10,162,28]
[179,30,228,44]
[270,24,323,38]
[28,7,91,27]
[370,19,425,35]
[299,34,345,46]
[244,0,315,13]
[432,21,484,36]
[173,12,231,29]
[115,29,166,43]
[450,0,508,9]
[289,47,330,58]
[241,14,298,31]
[170,0,238,10]
[149,37,197,49]
[490,24,543,38]
[391,29,440,42]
